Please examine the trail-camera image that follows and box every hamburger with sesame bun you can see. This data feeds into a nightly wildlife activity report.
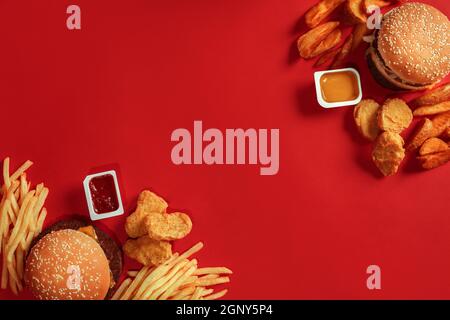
[24,219,122,300]
[367,2,450,91]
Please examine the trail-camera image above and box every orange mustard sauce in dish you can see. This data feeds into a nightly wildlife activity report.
[320,71,359,103]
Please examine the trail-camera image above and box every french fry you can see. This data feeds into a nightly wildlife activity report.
[195,276,230,287]
[146,260,195,300]
[0,157,48,295]
[111,278,132,300]
[413,102,450,117]
[113,241,230,301]
[297,22,340,59]
[411,83,450,107]
[10,160,33,182]
[120,266,150,300]
[331,33,353,68]
[171,285,196,300]
[190,287,204,300]
[35,208,47,235]
[19,174,28,206]
[127,271,138,278]
[203,289,228,300]
[1,240,8,289]
[139,259,190,300]
[3,158,11,188]
[309,29,342,59]
[305,0,346,28]
[132,254,179,299]
[194,267,233,275]
[158,264,197,300]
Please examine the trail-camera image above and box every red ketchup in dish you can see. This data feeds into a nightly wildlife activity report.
[88,174,119,214]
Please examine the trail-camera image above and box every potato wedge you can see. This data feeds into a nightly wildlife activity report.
[406,118,434,152]
[364,0,391,12]
[351,23,370,52]
[310,29,342,58]
[315,47,340,67]
[419,137,449,156]
[410,83,450,107]
[297,21,340,59]
[413,101,450,117]
[441,127,450,140]
[418,149,450,170]
[330,33,353,68]
[305,0,347,28]
[343,0,367,24]
[431,111,450,137]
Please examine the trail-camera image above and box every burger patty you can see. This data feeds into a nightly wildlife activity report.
[29,219,123,298]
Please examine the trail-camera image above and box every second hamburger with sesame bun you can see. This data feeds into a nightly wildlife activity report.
[367,2,450,91]
[24,219,122,300]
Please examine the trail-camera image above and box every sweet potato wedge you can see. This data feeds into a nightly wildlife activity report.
[297,21,340,59]
[305,0,347,28]
[410,83,450,107]
[310,29,342,58]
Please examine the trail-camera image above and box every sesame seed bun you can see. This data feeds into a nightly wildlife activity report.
[24,229,111,300]
[367,2,450,91]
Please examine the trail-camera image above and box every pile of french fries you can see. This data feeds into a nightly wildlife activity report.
[298,0,399,68]
[0,158,49,294]
[112,242,232,300]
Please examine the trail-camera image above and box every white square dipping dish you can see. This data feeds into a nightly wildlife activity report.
[83,170,124,221]
[314,67,363,109]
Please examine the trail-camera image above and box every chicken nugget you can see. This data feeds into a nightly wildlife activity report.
[145,212,192,241]
[378,98,413,133]
[123,236,172,266]
[125,190,168,238]
[419,137,449,156]
[354,99,381,141]
[372,131,405,176]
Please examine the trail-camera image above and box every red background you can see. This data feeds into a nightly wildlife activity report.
[0,0,449,299]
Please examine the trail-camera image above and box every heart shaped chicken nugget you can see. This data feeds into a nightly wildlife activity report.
[145,211,192,241]
[125,190,168,238]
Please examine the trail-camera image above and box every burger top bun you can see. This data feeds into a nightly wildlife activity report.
[378,2,450,86]
[25,229,111,300]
